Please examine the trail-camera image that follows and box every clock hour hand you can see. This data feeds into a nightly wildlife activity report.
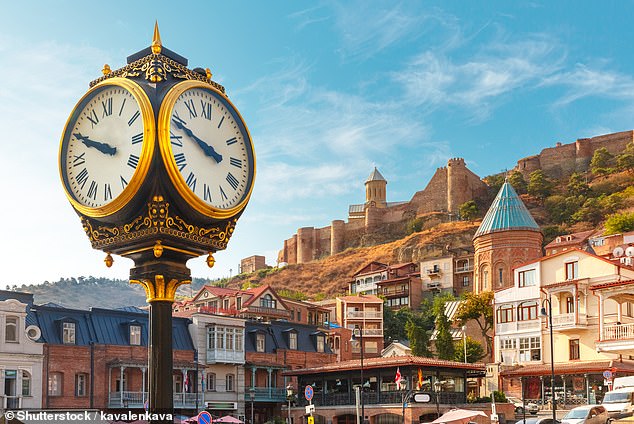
[73,133,117,156]
[171,118,223,163]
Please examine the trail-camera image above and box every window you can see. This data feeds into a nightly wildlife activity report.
[223,299,230,309]
[235,329,244,351]
[569,339,580,360]
[500,338,516,350]
[519,337,541,362]
[226,328,234,350]
[297,311,301,321]
[288,332,297,350]
[63,322,76,344]
[316,335,325,352]
[517,302,538,321]
[22,371,31,396]
[206,373,216,391]
[216,327,225,349]
[518,270,536,287]
[256,333,265,352]
[75,373,87,396]
[260,294,276,309]
[5,316,18,342]
[226,374,235,392]
[365,341,378,354]
[565,261,578,280]
[207,326,215,349]
[236,297,242,309]
[497,305,514,323]
[498,268,504,287]
[482,270,489,290]
[130,325,141,345]
[566,296,575,313]
[462,276,470,287]
[48,372,63,396]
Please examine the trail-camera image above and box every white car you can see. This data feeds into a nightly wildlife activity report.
[562,405,610,424]
[507,396,539,415]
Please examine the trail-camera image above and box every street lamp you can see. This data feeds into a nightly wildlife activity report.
[540,296,557,424]
[400,378,412,424]
[434,380,442,419]
[286,384,294,424]
[249,387,255,424]
[352,327,365,424]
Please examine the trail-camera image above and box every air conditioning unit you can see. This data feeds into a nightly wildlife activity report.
[427,282,440,289]
[621,257,634,267]
[206,401,238,410]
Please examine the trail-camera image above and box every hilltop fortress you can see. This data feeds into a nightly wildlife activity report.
[277,130,634,265]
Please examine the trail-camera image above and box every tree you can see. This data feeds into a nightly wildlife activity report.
[454,336,485,363]
[617,142,634,172]
[435,311,455,360]
[406,319,432,357]
[544,195,582,224]
[453,291,494,357]
[508,170,527,194]
[567,172,590,196]
[527,170,552,201]
[383,306,411,345]
[484,174,505,193]
[459,201,479,221]
[604,212,634,235]
[571,197,603,225]
[591,147,614,175]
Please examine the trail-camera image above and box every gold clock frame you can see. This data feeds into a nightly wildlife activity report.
[59,77,156,218]
[157,80,256,219]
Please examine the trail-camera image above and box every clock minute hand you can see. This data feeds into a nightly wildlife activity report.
[171,118,223,163]
[73,133,117,156]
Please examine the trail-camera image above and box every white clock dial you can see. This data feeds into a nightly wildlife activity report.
[166,86,254,211]
[60,79,153,216]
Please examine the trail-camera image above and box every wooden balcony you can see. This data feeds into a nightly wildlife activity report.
[596,322,634,355]
[108,391,203,408]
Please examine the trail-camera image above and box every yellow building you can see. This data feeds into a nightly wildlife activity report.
[494,248,634,404]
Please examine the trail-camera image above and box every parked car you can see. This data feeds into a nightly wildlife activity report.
[507,396,539,415]
[601,387,634,419]
[562,405,610,424]
[515,418,561,424]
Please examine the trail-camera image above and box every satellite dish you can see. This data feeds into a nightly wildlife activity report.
[626,246,634,257]
[613,247,625,258]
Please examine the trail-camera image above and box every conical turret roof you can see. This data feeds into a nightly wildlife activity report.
[474,181,540,239]
[366,167,386,183]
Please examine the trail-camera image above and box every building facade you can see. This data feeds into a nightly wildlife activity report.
[335,295,384,359]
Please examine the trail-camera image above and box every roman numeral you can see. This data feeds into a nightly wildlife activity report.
[87,180,98,200]
[118,98,127,116]
[203,184,212,202]
[131,132,143,144]
[185,172,197,192]
[226,137,237,146]
[128,110,140,127]
[104,183,112,201]
[184,99,197,118]
[76,168,89,189]
[230,157,242,168]
[87,109,99,128]
[120,175,128,188]
[170,131,183,147]
[127,154,139,169]
[101,97,112,117]
[220,186,228,201]
[201,100,212,120]
[174,153,187,171]
[226,172,239,190]
[217,116,225,129]
[72,152,86,167]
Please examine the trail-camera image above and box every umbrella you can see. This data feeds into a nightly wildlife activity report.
[216,416,244,423]
[431,408,488,424]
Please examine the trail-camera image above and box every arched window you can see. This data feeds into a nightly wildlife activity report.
[497,305,514,323]
[22,371,31,396]
[517,301,538,321]
[5,316,18,342]
[260,294,276,309]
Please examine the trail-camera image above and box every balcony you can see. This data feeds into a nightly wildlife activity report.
[596,323,634,355]
[243,306,290,319]
[497,319,541,334]
[245,387,286,403]
[455,266,473,274]
[207,348,244,364]
[199,305,240,316]
[551,312,588,331]
[361,328,383,336]
[426,267,442,276]
[382,288,409,297]
[108,391,203,408]
[346,310,382,319]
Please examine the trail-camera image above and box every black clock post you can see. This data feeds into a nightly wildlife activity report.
[59,24,255,424]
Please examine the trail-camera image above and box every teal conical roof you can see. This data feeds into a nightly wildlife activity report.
[474,181,540,239]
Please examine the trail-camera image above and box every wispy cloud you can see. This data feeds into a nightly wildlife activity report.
[288,5,330,31]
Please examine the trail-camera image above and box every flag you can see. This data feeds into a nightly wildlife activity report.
[395,367,402,390]
[184,372,190,392]
[417,368,423,390]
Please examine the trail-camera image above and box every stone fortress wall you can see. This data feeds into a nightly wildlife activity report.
[277,130,634,266]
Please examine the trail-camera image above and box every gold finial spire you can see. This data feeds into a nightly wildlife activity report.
[151,21,162,55]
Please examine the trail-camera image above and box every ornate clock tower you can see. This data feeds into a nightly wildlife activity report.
[58,24,255,420]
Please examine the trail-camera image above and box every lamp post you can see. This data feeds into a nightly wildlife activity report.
[286,384,294,424]
[540,295,557,424]
[434,380,442,419]
[462,325,467,364]
[400,378,411,424]
[249,387,255,424]
[352,327,365,424]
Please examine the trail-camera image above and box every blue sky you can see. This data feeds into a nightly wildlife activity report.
[2,1,634,287]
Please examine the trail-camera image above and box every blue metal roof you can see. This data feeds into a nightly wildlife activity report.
[245,321,332,354]
[34,304,193,350]
[474,181,540,239]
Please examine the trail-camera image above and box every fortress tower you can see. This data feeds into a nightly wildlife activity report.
[365,167,387,208]
[473,180,543,293]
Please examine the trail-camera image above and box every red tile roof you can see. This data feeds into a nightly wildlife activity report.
[337,294,383,303]
[500,359,634,376]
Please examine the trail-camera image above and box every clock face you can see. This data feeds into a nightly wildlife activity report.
[59,79,154,216]
[159,82,255,216]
